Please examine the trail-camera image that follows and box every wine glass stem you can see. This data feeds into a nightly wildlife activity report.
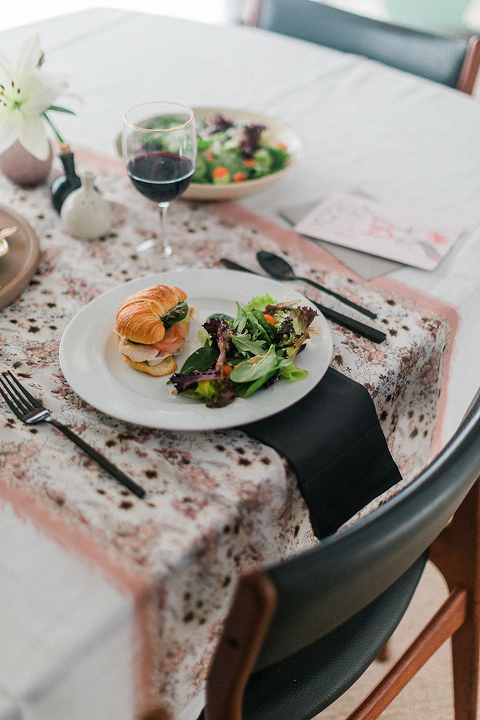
[158,202,172,257]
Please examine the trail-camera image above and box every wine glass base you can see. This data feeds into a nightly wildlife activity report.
[136,238,173,257]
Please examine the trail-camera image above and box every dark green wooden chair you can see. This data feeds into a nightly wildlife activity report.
[249,0,480,93]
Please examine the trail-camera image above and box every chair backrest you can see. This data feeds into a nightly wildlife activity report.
[249,0,480,93]
[204,388,480,714]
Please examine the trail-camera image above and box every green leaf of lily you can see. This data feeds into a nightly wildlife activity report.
[48,105,76,115]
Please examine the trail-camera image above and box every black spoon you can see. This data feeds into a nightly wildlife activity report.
[256,250,377,319]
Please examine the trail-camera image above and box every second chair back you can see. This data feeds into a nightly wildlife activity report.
[250,0,480,93]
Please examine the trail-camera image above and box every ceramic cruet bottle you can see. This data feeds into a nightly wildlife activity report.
[61,170,112,240]
[50,142,82,213]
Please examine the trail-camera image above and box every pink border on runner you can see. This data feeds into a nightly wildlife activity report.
[77,147,125,174]
[371,274,458,457]
[0,480,157,715]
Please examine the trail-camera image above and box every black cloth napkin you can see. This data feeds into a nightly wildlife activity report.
[243,367,402,540]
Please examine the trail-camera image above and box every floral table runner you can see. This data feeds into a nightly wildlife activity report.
[0,150,457,718]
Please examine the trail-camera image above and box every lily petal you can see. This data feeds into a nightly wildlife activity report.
[15,34,42,77]
[17,113,50,160]
[22,73,68,115]
[0,112,21,154]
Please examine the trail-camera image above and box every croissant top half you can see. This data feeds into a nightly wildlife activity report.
[115,284,188,345]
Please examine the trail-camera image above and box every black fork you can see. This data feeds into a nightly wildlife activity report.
[0,370,146,499]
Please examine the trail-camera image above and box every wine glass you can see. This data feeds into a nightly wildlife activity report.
[122,101,197,256]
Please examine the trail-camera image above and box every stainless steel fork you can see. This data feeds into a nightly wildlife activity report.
[0,370,146,499]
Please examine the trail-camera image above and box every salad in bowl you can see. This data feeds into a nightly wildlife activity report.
[186,107,303,200]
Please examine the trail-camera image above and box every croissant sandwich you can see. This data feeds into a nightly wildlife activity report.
[115,284,195,376]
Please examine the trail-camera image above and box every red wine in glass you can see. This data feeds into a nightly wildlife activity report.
[127,151,194,203]
[123,101,197,257]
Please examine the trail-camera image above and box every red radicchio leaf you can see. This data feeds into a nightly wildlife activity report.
[240,124,266,157]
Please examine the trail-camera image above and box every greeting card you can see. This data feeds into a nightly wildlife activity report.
[294,193,464,270]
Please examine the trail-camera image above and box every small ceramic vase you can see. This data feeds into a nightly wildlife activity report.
[0,140,53,186]
[61,170,112,240]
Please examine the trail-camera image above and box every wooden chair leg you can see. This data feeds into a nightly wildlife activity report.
[450,613,480,720]
[429,479,480,720]
[376,642,390,662]
[345,587,467,720]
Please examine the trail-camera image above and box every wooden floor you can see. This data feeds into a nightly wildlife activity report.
[315,561,462,720]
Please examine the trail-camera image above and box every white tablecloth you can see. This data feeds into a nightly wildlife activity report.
[0,8,479,720]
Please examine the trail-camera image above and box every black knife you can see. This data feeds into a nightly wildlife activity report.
[220,258,386,344]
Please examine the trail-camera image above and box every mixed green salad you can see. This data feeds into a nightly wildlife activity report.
[169,293,318,408]
[193,114,291,185]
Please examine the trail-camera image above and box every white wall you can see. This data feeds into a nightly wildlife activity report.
[0,0,232,32]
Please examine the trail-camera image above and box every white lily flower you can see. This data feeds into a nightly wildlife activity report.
[0,34,70,160]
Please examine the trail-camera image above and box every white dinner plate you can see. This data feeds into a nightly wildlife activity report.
[59,269,333,431]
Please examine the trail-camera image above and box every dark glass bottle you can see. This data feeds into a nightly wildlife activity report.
[51,143,82,213]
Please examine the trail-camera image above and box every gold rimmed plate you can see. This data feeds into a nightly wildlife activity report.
[0,205,40,310]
